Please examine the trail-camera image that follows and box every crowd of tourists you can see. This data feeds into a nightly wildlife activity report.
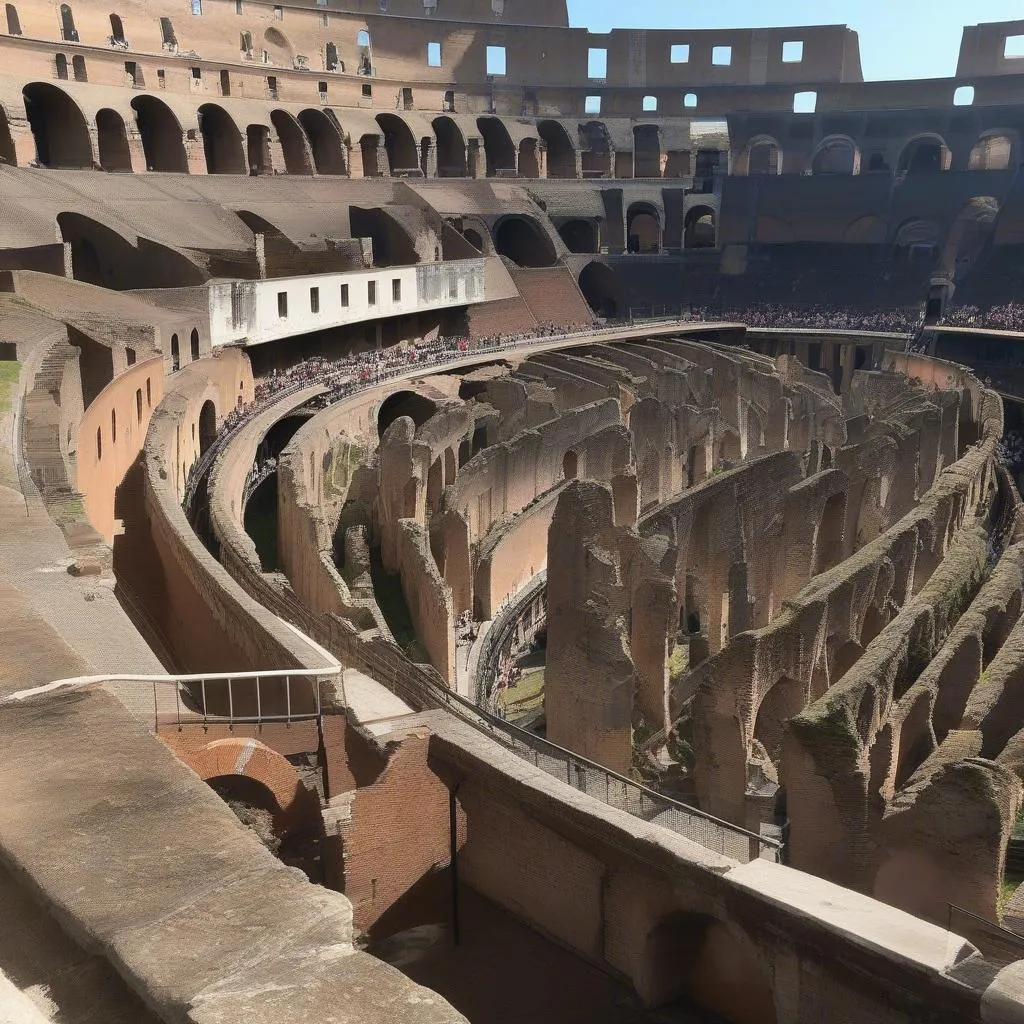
[695,304,925,334]
[938,303,1024,332]
[999,428,1024,472]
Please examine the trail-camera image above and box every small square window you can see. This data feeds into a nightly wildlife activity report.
[318,80,327,95]
[321,12,328,26]
[1004,34,1024,58]
[588,47,607,79]
[191,66,201,79]
[157,68,166,86]
[584,95,601,114]
[277,291,288,317]
[368,281,377,305]
[191,0,202,14]
[486,45,506,76]
[782,40,803,63]
[712,45,732,66]
[392,278,401,302]
[953,85,975,106]
[235,0,242,12]
[683,92,698,109]
[642,95,657,112]
[793,90,817,113]
[310,286,320,313]
[362,82,372,98]
[340,283,349,307]
[273,5,282,18]
[670,44,689,63]
[427,41,441,67]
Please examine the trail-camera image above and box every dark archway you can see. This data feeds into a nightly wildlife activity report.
[22,83,91,167]
[684,206,716,248]
[377,390,437,439]
[813,492,847,575]
[476,116,514,176]
[198,103,245,174]
[463,228,483,252]
[633,124,661,178]
[898,135,950,175]
[627,203,660,253]
[170,333,180,372]
[579,120,612,176]
[754,676,805,763]
[578,261,620,317]
[812,136,857,175]
[131,95,188,172]
[96,108,131,172]
[360,134,381,177]
[432,116,466,177]
[199,399,216,454]
[6,3,21,34]
[298,108,345,175]
[246,124,271,174]
[562,450,577,480]
[558,219,598,253]
[493,216,557,267]
[538,120,575,178]
[375,113,418,174]
[747,137,782,175]
[969,131,1014,171]
[270,110,312,174]
[108,12,124,43]
[0,106,15,166]
[59,2,76,40]
[190,328,200,360]
[517,138,539,178]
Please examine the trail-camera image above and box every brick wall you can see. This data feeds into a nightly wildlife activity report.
[510,266,597,329]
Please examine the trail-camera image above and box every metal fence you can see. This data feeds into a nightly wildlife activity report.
[948,904,1024,968]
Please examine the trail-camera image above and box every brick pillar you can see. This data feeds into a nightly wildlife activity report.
[421,138,436,178]
[10,120,37,166]
[184,131,207,174]
[538,143,548,179]
[126,133,147,173]
[468,139,485,178]
[267,134,287,174]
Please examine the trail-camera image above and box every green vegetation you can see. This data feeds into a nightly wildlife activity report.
[1000,871,1024,919]
[497,668,545,720]
[667,641,690,686]
[323,438,367,502]
[0,361,20,414]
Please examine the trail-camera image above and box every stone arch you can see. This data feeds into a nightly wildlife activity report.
[897,134,951,175]
[462,227,484,252]
[58,2,76,40]
[108,12,123,43]
[375,112,417,174]
[893,218,940,258]
[96,107,132,172]
[298,108,345,175]
[22,82,91,168]
[684,205,716,248]
[6,3,21,34]
[559,219,598,253]
[517,138,539,178]
[744,135,782,175]
[190,327,200,361]
[845,215,887,244]
[627,202,660,253]
[811,134,858,175]
[861,604,886,646]
[632,124,661,178]
[270,109,313,174]
[968,130,1017,171]
[131,94,188,172]
[538,119,575,178]
[493,215,557,267]
[562,449,578,480]
[432,115,466,177]
[578,261,621,317]
[199,398,216,453]
[638,911,777,1020]
[476,116,515,176]
[940,196,999,278]
[894,692,935,789]
[0,106,14,165]
[377,390,437,439]
[170,332,180,372]
[812,491,847,575]
[198,103,245,174]
[262,26,293,63]
[754,675,804,763]
[579,120,612,176]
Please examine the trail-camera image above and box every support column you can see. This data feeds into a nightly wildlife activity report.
[184,131,206,174]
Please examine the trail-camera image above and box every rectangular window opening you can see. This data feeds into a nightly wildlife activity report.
[486,45,506,76]
[670,43,689,63]
[953,85,975,106]
[793,90,816,113]
[340,283,349,307]
[782,40,803,63]
[588,47,607,80]
[683,92,698,109]
[273,4,282,18]
[190,0,201,14]
[368,281,377,305]
[427,41,441,67]
[277,291,288,317]
[1005,34,1024,58]
[712,45,732,66]
[392,278,401,302]
[642,95,657,112]
[584,95,601,114]
[362,82,372,98]
[310,286,320,313]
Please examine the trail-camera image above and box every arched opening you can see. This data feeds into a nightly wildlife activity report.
[894,694,934,789]
[0,107,15,166]
[131,95,188,172]
[108,12,124,43]
[270,110,313,174]
[578,261,621,318]
[968,131,1014,171]
[476,116,514,176]
[517,138,539,178]
[632,124,661,178]
[262,26,293,64]
[627,203,660,253]
[893,219,940,264]
[246,124,271,174]
[746,136,782,175]
[940,196,999,280]
[6,4,21,34]
[298,108,345,174]
[170,333,180,372]
[54,53,68,80]
[860,605,886,647]
[813,492,847,575]
[377,390,437,439]
[558,219,598,253]
[754,675,804,763]
[462,228,483,252]
[811,136,858,175]
[493,216,557,267]
[71,55,86,82]
[898,135,950,175]
[845,215,887,244]
[579,120,612,177]
[683,206,716,248]
[96,108,132,172]
[22,83,91,168]
[190,328,200,361]
[639,913,777,1020]
[198,103,245,174]
[375,113,417,174]
[432,116,466,177]
[59,2,76,40]
[538,120,575,178]
[198,399,216,454]
[562,450,577,480]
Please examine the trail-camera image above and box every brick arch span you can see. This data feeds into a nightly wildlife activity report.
[23,82,92,168]
[270,109,314,175]
[298,108,346,175]
[198,102,246,174]
[131,94,188,173]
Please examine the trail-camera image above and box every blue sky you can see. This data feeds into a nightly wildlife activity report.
[566,0,1023,81]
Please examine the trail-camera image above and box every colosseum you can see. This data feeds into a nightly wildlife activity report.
[7,0,1024,1021]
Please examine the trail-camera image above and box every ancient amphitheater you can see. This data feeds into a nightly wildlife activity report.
[9,1,1024,1022]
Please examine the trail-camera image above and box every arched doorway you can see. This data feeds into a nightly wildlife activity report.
[578,261,620,317]
[131,95,188,172]
[262,26,293,64]
[562,450,577,479]
[432,116,466,176]
[375,113,417,174]
[270,110,313,174]
[96,108,132,171]
[199,399,216,453]
[493,216,557,267]
[298,108,345,174]
[812,136,858,175]
[579,120,612,176]
[377,390,437,439]
[747,137,782,175]
[898,135,950,175]
[190,328,200,361]
[627,203,660,253]
[633,124,661,178]
[754,675,805,763]
[476,116,515,176]
[558,220,598,253]
[22,83,91,167]
[683,206,716,248]
[538,120,575,178]
[170,333,180,372]
[517,138,540,178]
[246,124,271,174]
[198,103,245,174]
[968,131,1015,171]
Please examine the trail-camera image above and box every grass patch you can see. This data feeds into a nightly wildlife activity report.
[0,361,20,414]
[498,667,545,718]
[1000,871,1024,918]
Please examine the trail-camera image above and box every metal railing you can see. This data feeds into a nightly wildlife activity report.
[948,904,1024,968]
